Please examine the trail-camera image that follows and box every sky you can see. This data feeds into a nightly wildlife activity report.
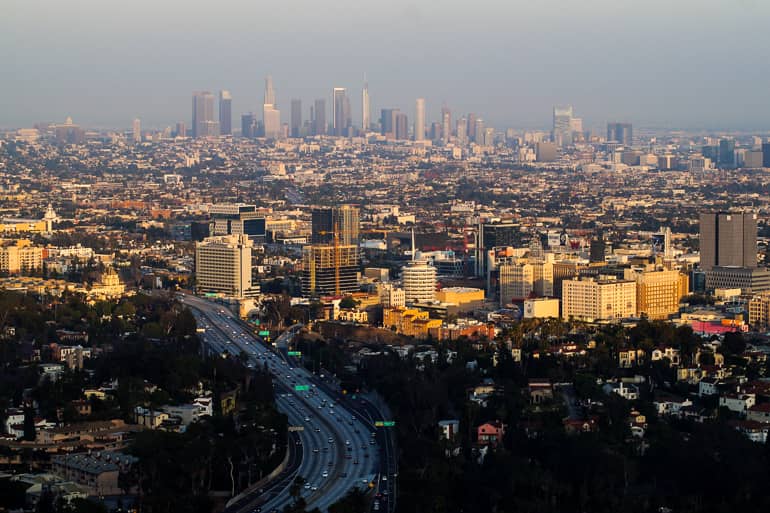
[2,0,770,131]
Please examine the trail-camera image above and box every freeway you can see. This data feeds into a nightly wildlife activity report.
[179,294,386,513]
[280,347,398,513]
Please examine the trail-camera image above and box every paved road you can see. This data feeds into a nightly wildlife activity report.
[179,294,384,513]
[281,345,398,513]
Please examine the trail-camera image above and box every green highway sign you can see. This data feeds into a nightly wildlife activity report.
[375,421,396,427]
[295,385,310,391]
[288,351,302,357]
[258,330,270,337]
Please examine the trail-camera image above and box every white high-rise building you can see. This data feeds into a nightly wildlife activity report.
[263,75,281,139]
[362,80,370,131]
[402,260,437,304]
[415,98,425,142]
[552,105,574,147]
[195,235,256,298]
[132,118,141,143]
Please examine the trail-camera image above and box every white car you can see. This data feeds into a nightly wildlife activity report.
[322,471,328,478]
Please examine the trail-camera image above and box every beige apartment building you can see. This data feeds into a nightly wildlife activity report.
[749,293,770,328]
[194,235,255,297]
[499,260,554,306]
[625,268,688,320]
[0,240,44,273]
[562,277,636,322]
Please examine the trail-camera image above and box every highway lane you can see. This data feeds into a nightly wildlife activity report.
[179,294,379,513]
[280,340,397,512]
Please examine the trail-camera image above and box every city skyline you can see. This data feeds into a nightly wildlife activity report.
[3,0,770,130]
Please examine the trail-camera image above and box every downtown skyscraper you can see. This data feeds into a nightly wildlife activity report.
[552,105,574,147]
[332,87,351,137]
[362,79,370,132]
[313,98,326,136]
[263,76,281,139]
[219,90,232,136]
[414,98,425,142]
[290,99,302,138]
[607,122,632,146]
[192,91,218,138]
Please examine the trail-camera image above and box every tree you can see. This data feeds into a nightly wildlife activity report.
[339,296,357,309]
[23,405,36,442]
[721,332,746,357]
[328,488,368,513]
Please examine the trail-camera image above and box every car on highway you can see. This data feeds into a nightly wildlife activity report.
[322,471,328,478]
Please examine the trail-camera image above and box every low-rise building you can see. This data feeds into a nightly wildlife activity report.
[51,452,138,496]
[719,393,756,416]
[477,421,506,447]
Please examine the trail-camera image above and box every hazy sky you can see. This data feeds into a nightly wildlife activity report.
[3,0,770,131]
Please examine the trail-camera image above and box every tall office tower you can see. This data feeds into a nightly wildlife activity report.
[313,98,327,135]
[699,211,757,271]
[132,118,141,143]
[762,142,770,167]
[311,205,360,246]
[175,121,186,138]
[482,127,495,147]
[362,80,370,131]
[241,113,257,138]
[474,118,485,144]
[380,109,397,137]
[414,98,426,141]
[290,99,302,138]
[301,244,359,297]
[195,234,256,298]
[394,112,409,140]
[456,118,467,144]
[264,75,275,105]
[430,122,442,141]
[718,138,736,168]
[402,260,437,304]
[467,113,477,141]
[552,105,574,147]
[219,90,232,135]
[606,122,632,146]
[262,76,281,139]
[332,87,351,136]
[441,105,451,144]
[192,91,216,138]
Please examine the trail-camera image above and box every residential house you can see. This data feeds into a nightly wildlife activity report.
[528,379,553,404]
[603,381,639,401]
[719,393,756,417]
[747,403,770,424]
[477,421,506,447]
